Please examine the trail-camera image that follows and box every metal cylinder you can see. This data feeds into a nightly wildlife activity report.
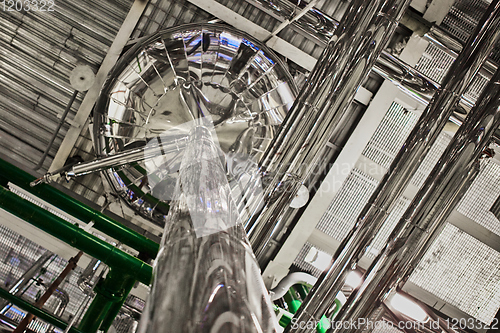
[242,0,412,264]
[329,55,500,333]
[138,125,278,333]
[67,135,188,178]
[288,2,500,331]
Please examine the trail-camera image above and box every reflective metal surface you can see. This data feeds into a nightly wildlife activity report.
[138,126,278,333]
[330,54,500,333]
[242,0,412,268]
[291,2,500,331]
[93,23,297,225]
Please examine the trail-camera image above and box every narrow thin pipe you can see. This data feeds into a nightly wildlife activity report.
[289,2,500,331]
[0,288,83,333]
[34,90,79,171]
[243,0,412,264]
[0,185,152,285]
[0,251,53,311]
[0,158,159,259]
[13,252,83,333]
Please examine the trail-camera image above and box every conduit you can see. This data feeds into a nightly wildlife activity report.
[0,158,159,259]
[0,185,152,285]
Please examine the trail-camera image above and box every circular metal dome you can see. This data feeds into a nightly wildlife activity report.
[93,23,297,226]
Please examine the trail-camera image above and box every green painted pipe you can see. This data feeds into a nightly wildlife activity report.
[0,158,159,259]
[0,287,83,333]
[0,186,152,285]
[96,273,136,333]
[78,269,133,333]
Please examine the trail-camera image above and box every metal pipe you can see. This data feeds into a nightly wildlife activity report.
[0,288,83,333]
[489,192,500,220]
[329,62,500,332]
[78,269,135,333]
[0,185,152,285]
[289,2,500,331]
[0,158,159,259]
[243,0,412,263]
[52,288,70,318]
[77,258,102,295]
[99,275,136,333]
[13,251,83,333]
[0,251,53,311]
[247,0,499,81]
[32,135,189,186]
[34,90,79,171]
[138,126,278,333]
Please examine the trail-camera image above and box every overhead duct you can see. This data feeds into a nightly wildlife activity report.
[241,0,413,265]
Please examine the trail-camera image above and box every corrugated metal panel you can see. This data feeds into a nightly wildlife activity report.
[132,0,213,38]
[0,0,132,171]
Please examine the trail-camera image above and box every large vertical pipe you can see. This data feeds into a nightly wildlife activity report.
[243,0,412,263]
[288,2,500,331]
[138,126,278,333]
[329,55,500,333]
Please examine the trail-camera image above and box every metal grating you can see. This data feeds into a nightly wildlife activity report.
[415,43,456,84]
[440,0,488,48]
[0,224,91,324]
[410,132,452,189]
[292,242,326,278]
[409,223,500,325]
[457,160,500,236]
[362,102,419,170]
[316,168,379,241]
[366,196,412,259]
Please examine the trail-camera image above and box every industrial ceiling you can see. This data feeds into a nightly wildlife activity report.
[1,0,500,332]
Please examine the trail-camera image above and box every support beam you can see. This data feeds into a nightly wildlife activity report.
[49,0,149,173]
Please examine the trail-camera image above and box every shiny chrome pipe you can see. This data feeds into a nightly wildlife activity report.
[329,53,500,333]
[243,0,412,263]
[0,251,53,313]
[138,126,277,333]
[289,2,500,332]
[248,0,499,80]
[31,136,188,186]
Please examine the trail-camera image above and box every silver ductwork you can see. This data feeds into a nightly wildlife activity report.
[138,125,278,333]
[288,1,500,331]
[242,0,413,264]
[330,41,500,333]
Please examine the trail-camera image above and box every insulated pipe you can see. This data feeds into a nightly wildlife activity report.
[0,288,83,333]
[0,185,152,285]
[138,126,278,333]
[329,63,500,332]
[288,2,500,332]
[242,0,412,263]
[0,158,159,259]
[31,135,189,185]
